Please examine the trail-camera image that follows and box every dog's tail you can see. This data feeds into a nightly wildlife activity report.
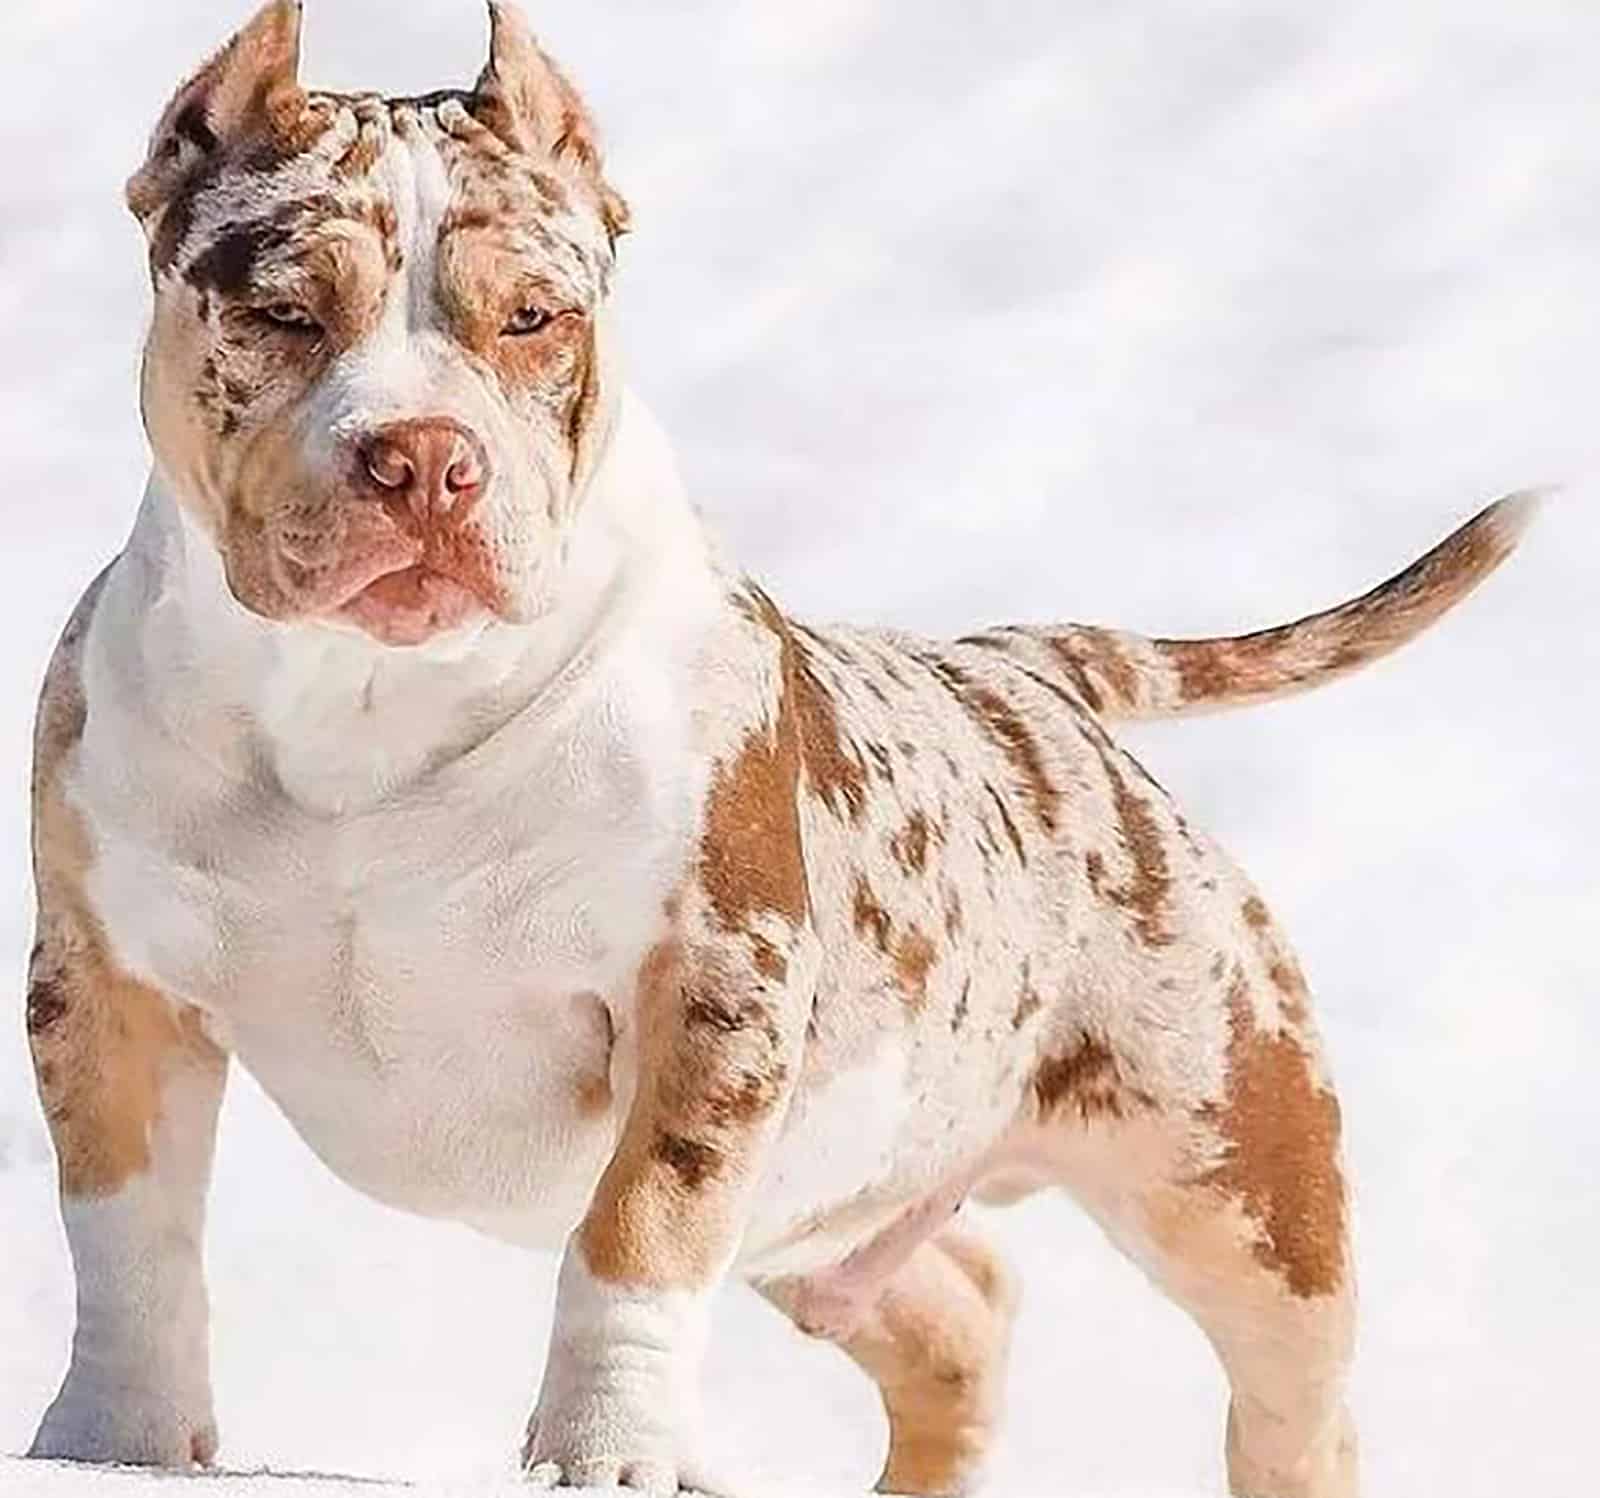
[979,492,1540,721]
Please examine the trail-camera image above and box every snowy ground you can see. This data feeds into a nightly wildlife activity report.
[1,2,1596,1496]
[0,1464,1197,1498]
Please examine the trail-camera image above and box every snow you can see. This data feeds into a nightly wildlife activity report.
[0,1466,1203,1498]
[1,2,1596,1496]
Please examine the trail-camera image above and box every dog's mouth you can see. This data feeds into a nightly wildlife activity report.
[331,562,492,647]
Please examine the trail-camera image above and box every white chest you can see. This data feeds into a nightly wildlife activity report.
[75,660,697,1248]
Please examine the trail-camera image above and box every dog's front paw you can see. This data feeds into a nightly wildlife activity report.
[29,1372,218,1468]
[522,1395,723,1496]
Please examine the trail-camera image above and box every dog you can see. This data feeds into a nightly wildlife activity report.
[22,4,1534,1495]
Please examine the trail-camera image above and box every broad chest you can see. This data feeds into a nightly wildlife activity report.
[71,689,701,1238]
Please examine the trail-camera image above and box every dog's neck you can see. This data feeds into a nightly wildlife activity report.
[101,390,724,814]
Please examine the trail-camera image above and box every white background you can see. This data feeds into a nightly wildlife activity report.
[0,3,1595,1495]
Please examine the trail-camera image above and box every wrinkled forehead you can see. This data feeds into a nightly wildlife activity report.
[157,89,615,310]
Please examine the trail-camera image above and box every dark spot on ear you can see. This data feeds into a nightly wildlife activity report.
[173,101,219,154]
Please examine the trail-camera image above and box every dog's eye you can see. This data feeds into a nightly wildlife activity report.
[503,305,554,337]
[256,302,321,333]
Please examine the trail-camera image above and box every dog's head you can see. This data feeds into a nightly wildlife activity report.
[127,0,630,646]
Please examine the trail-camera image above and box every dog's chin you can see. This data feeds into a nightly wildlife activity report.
[330,565,494,648]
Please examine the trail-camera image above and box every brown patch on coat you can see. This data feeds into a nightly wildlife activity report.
[1201,986,1347,1298]
[852,874,893,954]
[581,938,796,1291]
[893,928,938,1013]
[738,588,867,823]
[930,659,1060,832]
[890,810,933,874]
[28,575,225,1198]
[1239,895,1311,1024]
[750,935,788,983]
[699,688,808,938]
[651,1129,722,1189]
[789,645,869,822]
[1268,959,1311,1024]
[1034,1031,1155,1124]
[1043,630,1143,714]
[1082,737,1173,947]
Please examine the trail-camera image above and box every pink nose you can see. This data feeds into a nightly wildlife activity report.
[360,418,489,523]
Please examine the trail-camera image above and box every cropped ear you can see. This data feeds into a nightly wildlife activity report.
[474,2,631,244]
[126,0,305,224]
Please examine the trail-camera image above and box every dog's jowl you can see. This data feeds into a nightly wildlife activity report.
[23,4,1534,1495]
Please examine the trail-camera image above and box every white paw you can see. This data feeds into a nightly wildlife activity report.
[522,1398,726,1496]
[28,1375,217,1469]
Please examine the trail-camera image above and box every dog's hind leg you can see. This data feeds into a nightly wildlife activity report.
[761,1223,1019,1497]
[1042,1002,1358,1498]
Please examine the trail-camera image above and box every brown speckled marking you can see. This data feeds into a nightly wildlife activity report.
[1085,739,1173,948]
[1239,896,1311,1025]
[950,980,971,1034]
[1201,986,1347,1299]
[699,688,807,938]
[1034,1032,1156,1124]
[582,937,796,1290]
[652,1129,721,1189]
[889,810,933,875]
[790,645,869,822]
[1011,963,1043,1030]
[741,586,868,824]
[892,928,938,1013]
[983,782,1027,865]
[926,658,1060,833]
[852,873,892,954]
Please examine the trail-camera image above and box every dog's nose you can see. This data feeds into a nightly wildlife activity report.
[360,419,489,523]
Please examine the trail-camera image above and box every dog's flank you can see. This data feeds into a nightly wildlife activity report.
[971,490,1539,721]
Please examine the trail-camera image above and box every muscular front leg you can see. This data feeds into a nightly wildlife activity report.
[524,930,810,1494]
[26,932,228,1468]
[27,581,229,1468]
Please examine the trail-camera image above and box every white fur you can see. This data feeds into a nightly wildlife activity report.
[524,1249,715,1491]
[30,1056,222,1466]
[75,394,724,1241]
